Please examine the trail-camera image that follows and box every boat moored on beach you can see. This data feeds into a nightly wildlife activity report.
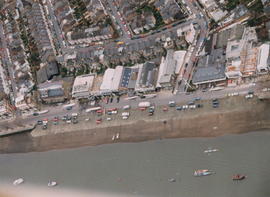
[13,178,24,186]
[194,169,214,177]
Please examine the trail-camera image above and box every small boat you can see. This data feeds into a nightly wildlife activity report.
[13,178,24,186]
[194,169,214,177]
[232,174,246,181]
[48,181,58,187]
[204,148,219,154]
[168,178,176,182]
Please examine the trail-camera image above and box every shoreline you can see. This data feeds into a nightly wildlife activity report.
[1,96,270,153]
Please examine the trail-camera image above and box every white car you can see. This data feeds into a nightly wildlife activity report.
[122,116,128,120]
[189,105,196,109]
[107,117,112,121]
[111,110,118,114]
[182,105,189,110]
[262,88,270,92]
[245,94,253,99]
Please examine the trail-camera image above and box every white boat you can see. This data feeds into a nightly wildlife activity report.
[48,181,57,187]
[204,148,219,154]
[13,178,24,186]
[194,169,214,177]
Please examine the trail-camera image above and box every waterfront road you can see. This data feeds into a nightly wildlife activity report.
[1,81,265,130]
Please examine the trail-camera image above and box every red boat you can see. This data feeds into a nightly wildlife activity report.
[232,174,246,181]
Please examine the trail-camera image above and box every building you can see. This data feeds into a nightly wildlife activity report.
[37,61,60,84]
[192,48,226,87]
[156,50,177,88]
[257,43,270,73]
[135,62,158,92]
[38,81,65,103]
[72,74,95,99]
[100,66,124,93]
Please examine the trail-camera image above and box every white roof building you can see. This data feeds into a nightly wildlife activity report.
[156,50,177,88]
[100,66,124,92]
[72,74,95,98]
[257,43,270,73]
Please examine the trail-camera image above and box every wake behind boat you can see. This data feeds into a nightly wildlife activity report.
[13,178,24,186]
[194,169,214,177]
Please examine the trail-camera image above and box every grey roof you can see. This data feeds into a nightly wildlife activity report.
[48,88,64,97]
[192,48,226,84]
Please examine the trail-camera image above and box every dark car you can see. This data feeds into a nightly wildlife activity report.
[66,106,72,110]
[196,104,203,108]
[33,112,39,116]
[176,106,182,111]
[37,120,43,125]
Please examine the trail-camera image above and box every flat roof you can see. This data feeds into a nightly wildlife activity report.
[72,74,95,95]
[193,48,226,84]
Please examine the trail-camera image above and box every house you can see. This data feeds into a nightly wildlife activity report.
[38,81,65,103]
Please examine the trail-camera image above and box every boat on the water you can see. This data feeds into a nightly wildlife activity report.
[232,174,246,181]
[194,169,214,177]
[204,148,219,154]
[13,178,24,186]
[168,178,176,182]
[48,181,58,187]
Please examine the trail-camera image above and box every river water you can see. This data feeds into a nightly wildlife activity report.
[0,131,270,197]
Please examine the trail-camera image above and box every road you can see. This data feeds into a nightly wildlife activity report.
[101,0,131,40]
[175,0,210,93]
[45,0,66,51]
[5,81,263,128]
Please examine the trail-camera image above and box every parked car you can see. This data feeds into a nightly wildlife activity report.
[163,107,168,111]
[196,104,203,108]
[189,105,196,109]
[176,106,182,111]
[107,117,112,121]
[168,101,176,107]
[245,94,253,99]
[37,120,43,125]
[122,116,128,120]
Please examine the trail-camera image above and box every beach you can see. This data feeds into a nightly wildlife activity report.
[0,96,270,153]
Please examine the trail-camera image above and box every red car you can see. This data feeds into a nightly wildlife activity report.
[163,107,168,111]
